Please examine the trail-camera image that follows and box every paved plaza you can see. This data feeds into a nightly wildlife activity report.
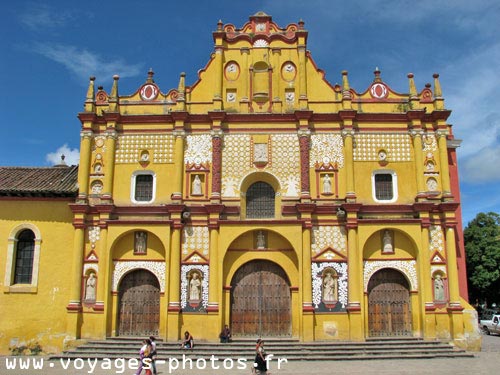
[2,335,499,375]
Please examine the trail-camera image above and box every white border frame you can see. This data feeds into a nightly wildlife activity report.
[130,170,156,204]
[371,169,398,203]
[4,223,42,292]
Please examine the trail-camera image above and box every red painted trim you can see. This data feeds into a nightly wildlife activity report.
[290,286,299,292]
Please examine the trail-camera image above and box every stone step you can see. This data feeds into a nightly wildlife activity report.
[51,337,473,361]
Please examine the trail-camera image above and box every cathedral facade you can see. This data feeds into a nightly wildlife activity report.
[0,13,480,353]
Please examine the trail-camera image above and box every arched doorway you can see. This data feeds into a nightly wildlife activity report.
[231,260,291,337]
[117,269,160,336]
[368,268,412,337]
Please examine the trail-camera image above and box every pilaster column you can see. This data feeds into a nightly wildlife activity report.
[210,130,223,202]
[445,226,461,307]
[437,130,452,198]
[169,224,182,309]
[298,44,308,109]
[240,48,250,101]
[67,227,85,311]
[172,130,186,201]
[77,130,93,201]
[410,130,426,197]
[213,46,223,110]
[207,226,219,312]
[298,129,311,200]
[342,129,356,201]
[95,224,108,312]
[102,129,117,200]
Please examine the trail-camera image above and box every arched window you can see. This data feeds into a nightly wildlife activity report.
[246,182,275,218]
[14,230,35,284]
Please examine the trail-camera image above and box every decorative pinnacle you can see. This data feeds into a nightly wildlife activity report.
[147,68,155,83]
[217,19,223,31]
[408,73,417,97]
[433,73,442,97]
[374,67,382,82]
[298,19,305,29]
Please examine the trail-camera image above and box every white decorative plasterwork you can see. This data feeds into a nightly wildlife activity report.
[270,134,300,196]
[184,134,212,165]
[363,260,418,291]
[112,261,166,293]
[221,134,300,197]
[310,134,345,168]
[429,225,444,253]
[88,226,100,249]
[180,264,209,309]
[83,263,98,276]
[222,134,252,197]
[115,134,174,164]
[182,226,210,256]
[312,262,348,308]
[423,133,438,153]
[311,226,347,255]
[430,265,447,277]
[353,133,411,162]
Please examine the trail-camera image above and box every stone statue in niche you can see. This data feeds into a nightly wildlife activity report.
[256,230,266,249]
[322,174,332,194]
[434,274,445,301]
[84,272,97,301]
[322,270,336,302]
[189,272,201,301]
[134,231,147,254]
[382,230,393,253]
[192,175,202,195]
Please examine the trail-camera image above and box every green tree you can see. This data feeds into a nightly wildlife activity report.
[464,212,500,306]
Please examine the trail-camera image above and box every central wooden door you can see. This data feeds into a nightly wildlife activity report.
[231,260,291,337]
[118,269,160,336]
[368,268,412,337]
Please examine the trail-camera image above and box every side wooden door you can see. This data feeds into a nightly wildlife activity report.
[231,260,291,337]
[368,268,412,337]
[118,269,160,336]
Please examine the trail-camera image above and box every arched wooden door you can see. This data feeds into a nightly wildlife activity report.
[368,268,412,337]
[118,269,160,336]
[231,260,291,337]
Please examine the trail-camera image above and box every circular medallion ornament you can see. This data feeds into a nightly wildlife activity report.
[140,84,159,101]
[281,62,297,82]
[224,62,240,81]
[370,83,388,99]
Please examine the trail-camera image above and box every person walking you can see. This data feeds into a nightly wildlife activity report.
[135,339,152,375]
[149,336,157,375]
[254,339,268,374]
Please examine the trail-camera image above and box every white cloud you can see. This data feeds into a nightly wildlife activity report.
[19,3,76,31]
[46,144,79,166]
[32,43,142,83]
[461,146,500,183]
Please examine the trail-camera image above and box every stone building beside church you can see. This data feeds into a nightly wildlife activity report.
[0,12,480,353]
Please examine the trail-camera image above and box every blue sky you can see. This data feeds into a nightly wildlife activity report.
[1,0,499,226]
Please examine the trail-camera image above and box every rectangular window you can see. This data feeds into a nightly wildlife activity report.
[375,173,393,201]
[135,175,153,202]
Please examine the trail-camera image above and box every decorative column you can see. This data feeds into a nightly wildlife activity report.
[344,204,363,340]
[445,225,461,308]
[102,129,117,201]
[297,20,308,109]
[77,130,93,201]
[171,129,186,201]
[213,20,224,111]
[297,203,315,341]
[410,129,426,197]
[207,221,220,313]
[66,225,85,338]
[437,130,452,198]
[167,215,183,340]
[341,129,356,201]
[210,130,223,202]
[298,129,311,200]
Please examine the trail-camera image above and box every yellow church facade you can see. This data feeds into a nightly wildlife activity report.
[0,12,480,354]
